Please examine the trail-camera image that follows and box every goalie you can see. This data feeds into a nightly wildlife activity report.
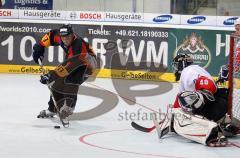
[162,54,238,147]
[32,24,97,119]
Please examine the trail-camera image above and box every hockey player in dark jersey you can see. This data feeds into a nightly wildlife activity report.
[32,24,97,119]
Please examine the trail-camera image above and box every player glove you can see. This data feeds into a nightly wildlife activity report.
[32,43,45,64]
[40,74,51,84]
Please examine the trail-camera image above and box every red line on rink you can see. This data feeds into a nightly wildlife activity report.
[79,129,185,158]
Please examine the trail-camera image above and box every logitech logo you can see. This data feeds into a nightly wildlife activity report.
[187,16,206,24]
[153,15,172,23]
[223,17,239,25]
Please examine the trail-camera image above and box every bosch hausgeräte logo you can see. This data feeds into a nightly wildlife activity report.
[223,17,239,25]
[153,15,172,22]
[187,16,206,24]
[80,13,102,20]
[0,10,12,16]
[69,12,77,20]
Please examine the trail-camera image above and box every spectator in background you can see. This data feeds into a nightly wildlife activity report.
[234,18,240,36]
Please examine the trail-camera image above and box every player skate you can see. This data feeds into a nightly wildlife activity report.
[37,109,56,118]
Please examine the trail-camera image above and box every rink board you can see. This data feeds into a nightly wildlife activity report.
[0,64,175,82]
[0,18,234,82]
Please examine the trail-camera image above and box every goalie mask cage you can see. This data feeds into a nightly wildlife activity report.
[229,34,240,127]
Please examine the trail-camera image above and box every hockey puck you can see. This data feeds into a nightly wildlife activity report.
[54,125,61,129]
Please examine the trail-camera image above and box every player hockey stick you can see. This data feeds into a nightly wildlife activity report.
[47,86,70,128]
[38,59,69,128]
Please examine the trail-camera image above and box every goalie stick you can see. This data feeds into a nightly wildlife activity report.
[131,118,170,138]
[208,139,240,148]
[131,105,172,136]
[152,115,170,139]
[38,59,69,128]
[131,120,164,133]
[228,142,240,148]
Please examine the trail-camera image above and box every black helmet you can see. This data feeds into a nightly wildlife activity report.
[59,24,73,36]
[172,54,193,81]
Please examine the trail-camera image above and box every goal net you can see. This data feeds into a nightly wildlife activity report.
[229,35,240,126]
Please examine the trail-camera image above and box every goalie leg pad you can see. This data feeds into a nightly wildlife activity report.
[172,108,219,145]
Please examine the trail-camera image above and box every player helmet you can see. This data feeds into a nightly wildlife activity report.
[59,24,73,36]
[178,91,205,113]
[172,54,193,81]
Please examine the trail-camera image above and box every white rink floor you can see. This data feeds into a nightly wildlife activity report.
[0,74,239,158]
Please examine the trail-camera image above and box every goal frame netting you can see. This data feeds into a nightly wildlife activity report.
[228,34,240,127]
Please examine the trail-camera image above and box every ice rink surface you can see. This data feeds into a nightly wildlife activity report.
[0,74,239,158]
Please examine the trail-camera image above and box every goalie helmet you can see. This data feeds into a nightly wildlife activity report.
[172,54,193,81]
[178,91,205,113]
[59,24,73,36]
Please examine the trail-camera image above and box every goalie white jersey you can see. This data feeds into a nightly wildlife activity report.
[179,65,217,94]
